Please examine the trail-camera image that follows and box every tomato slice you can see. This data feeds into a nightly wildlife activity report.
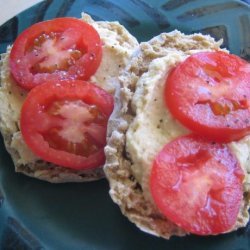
[20,80,114,170]
[10,18,102,90]
[165,51,250,142]
[150,134,244,235]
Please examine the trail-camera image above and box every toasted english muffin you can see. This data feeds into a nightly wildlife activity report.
[0,13,138,183]
[104,30,250,238]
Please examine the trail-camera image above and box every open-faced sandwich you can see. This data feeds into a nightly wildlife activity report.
[104,30,250,238]
[0,13,138,183]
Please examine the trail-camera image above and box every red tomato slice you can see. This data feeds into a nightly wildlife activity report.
[165,51,250,142]
[150,134,244,235]
[10,18,102,90]
[20,80,114,170]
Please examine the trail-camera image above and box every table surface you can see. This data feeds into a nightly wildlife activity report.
[0,0,43,25]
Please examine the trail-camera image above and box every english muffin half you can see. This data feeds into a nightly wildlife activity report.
[104,30,250,238]
[0,13,138,183]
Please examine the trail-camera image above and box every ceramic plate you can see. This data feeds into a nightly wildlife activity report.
[0,0,249,249]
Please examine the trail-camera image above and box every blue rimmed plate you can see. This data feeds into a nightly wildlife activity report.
[0,0,249,249]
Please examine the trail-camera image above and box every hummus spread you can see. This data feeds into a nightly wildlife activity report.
[126,49,250,218]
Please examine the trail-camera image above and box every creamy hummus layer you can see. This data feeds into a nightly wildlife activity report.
[126,50,250,211]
